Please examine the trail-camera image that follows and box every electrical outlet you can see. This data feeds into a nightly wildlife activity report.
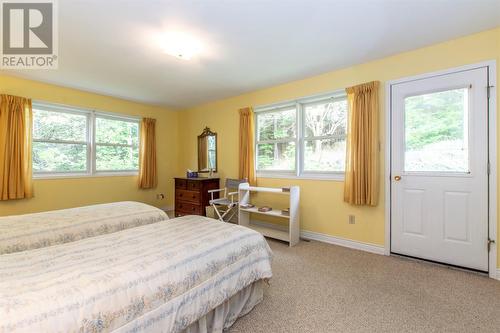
[348,215,355,224]
[156,193,165,200]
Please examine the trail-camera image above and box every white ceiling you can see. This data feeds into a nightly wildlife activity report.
[3,0,500,109]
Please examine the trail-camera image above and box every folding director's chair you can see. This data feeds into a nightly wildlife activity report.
[208,178,247,222]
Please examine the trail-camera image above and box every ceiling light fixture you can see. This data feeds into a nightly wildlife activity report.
[161,31,202,60]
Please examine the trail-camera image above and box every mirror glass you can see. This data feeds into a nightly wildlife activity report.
[198,127,217,172]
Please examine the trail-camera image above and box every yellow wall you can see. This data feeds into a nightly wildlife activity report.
[178,28,500,263]
[1,28,499,267]
[0,75,179,215]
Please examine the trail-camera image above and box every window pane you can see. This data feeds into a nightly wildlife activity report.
[257,142,295,171]
[33,109,87,142]
[33,142,87,172]
[304,138,346,171]
[257,109,296,140]
[96,145,139,171]
[304,99,347,138]
[95,117,139,145]
[405,88,469,172]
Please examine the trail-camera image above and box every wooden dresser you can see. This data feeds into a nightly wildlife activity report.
[174,177,220,217]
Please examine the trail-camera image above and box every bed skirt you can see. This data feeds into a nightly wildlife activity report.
[183,280,265,333]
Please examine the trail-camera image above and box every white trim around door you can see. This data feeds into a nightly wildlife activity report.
[384,60,497,279]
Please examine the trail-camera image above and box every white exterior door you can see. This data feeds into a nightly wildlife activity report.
[390,67,489,271]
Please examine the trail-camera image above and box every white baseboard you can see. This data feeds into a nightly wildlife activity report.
[250,219,385,256]
[225,219,500,278]
[300,230,386,255]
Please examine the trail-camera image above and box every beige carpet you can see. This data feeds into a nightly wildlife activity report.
[229,239,500,333]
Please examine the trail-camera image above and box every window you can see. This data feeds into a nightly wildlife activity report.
[33,107,89,174]
[404,88,469,173]
[256,107,296,171]
[32,103,140,177]
[95,116,139,171]
[255,92,348,179]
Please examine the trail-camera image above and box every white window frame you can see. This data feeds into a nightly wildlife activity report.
[32,102,140,179]
[93,112,140,175]
[255,103,298,177]
[255,90,347,180]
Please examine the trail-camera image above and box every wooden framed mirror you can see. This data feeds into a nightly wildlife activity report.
[198,127,217,172]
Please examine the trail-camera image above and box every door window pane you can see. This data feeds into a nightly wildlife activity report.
[404,88,469,172]
[257,142,295,170]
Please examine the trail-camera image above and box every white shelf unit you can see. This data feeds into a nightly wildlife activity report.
[238,183,300,246]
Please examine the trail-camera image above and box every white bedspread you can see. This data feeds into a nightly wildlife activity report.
[0,201,168,254]
[0,215,273,333]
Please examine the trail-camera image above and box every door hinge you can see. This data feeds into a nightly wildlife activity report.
[487,161,491,175]
[488,238,495,252]
[487,85,494,100]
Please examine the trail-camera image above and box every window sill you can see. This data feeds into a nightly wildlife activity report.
[256,172,345,181]
[33,171,139,180]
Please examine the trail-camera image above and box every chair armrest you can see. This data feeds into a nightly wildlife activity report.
[227,191,239,204]
[209,188,226,202]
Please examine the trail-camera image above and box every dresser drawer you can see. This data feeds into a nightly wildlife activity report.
[175,178,187,189]
[175,202,202,215]
[187,180,201,191]
[175,190,200,203]
[174,177,219,217]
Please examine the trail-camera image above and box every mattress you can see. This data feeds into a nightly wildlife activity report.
[0,201,168,255]
[0,215,273,333]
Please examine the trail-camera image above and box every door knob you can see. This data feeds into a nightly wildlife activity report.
[394,175,401,181]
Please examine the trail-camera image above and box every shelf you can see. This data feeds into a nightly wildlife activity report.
[240,206,290,219]
[240,186,290,194]
[246,223,290,242]
[238,183,299,247]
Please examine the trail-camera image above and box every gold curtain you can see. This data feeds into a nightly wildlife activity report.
[238,107,256,185]
[138,118,157,189]
[0,94,33,200]
[344,81,380,206]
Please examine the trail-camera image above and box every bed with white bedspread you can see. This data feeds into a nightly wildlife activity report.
[0,215,273,333]
[0,201,168,255]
